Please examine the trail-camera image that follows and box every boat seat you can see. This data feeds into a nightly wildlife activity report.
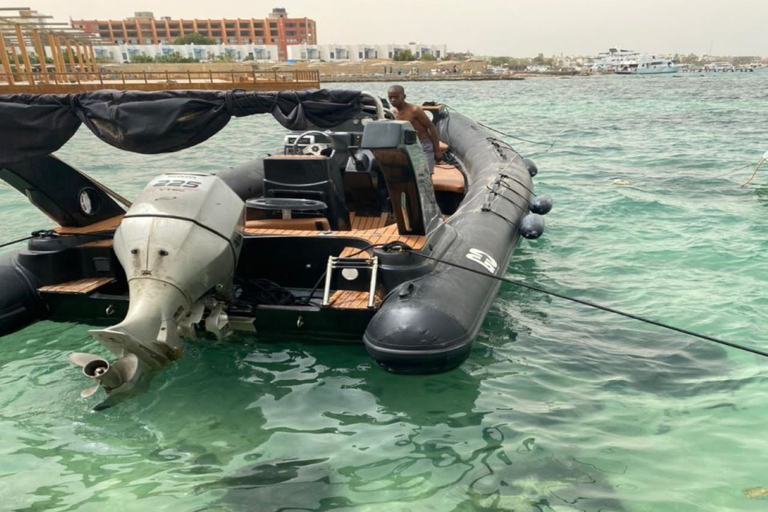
[244,217,330,231]
[432,163,466,194]
[343,169,382,216]
[263,155,350,230]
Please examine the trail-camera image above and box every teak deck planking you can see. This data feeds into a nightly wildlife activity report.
[326,290,380,310]
[56,215,124,235]
[39,277,115,294]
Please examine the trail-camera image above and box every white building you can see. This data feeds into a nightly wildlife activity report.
[286,43,447,61]
[93,44,280,63]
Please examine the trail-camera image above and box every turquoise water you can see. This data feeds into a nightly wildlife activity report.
[1,75,767,511]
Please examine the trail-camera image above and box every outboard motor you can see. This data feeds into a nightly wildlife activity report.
[72,174,244,399]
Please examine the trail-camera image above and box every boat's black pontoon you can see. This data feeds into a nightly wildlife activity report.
[0,89,550,405]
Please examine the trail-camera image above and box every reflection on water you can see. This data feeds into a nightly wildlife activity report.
[192,344,630,512]
[1,75,767,511]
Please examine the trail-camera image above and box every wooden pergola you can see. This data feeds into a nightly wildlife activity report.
[0,7,321,93]
[0,7,105,88]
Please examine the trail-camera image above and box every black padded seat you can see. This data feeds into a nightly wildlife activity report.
[263,155,350,230]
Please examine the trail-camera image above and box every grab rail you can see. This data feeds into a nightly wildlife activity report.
[360,91,385,120]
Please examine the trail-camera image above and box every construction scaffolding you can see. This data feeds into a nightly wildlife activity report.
[0,7,320,93]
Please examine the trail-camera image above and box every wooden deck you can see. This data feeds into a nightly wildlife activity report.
[326,289,381,310]
[56,215,124,235]
[350,212,390,230]
[338,245,373,257]
[39,277,114,294]
[0,70,320,94]
[77,239,115,248]
[244,213,427,250]
[56,212,426,250]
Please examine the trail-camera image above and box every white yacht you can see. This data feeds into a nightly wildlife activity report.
[589,47,641,71]
[616,57,678,75]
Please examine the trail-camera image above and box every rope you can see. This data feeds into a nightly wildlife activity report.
[739,157,766,188]
[442,104,555,152]
[712,161,754,180]
[0,235,33,249]
[0,230,114,250]
[378,242,768,358]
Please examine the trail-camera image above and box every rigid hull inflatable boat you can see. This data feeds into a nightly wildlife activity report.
[0,89,550,403]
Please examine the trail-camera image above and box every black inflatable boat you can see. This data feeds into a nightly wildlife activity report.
[0,89,550,402]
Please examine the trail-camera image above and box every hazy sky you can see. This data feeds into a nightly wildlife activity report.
[18,1,768,56]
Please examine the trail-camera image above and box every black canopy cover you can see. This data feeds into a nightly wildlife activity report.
[0,89,364,164]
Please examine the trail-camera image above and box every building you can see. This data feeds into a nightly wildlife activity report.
[93,44,279,63]
[71,8,316,61]
[286,43,447,62]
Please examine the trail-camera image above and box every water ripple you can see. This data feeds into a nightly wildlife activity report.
[1,75,767,511]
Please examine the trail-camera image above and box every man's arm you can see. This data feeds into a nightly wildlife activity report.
[416,108,443,161]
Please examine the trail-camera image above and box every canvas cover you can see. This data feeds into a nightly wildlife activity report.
[0,89,364,164]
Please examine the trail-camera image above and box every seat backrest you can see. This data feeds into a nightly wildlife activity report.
[342,150,387,216]
[263,155,350,230]
[360,121,441,235]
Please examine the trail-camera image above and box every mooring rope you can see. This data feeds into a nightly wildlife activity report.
[376,241,768,358]
[442,104,555,152]
[0,231,114,250]
[739,154,767,187]
[0,235,33,249]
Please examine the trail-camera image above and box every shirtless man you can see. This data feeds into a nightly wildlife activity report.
[387,85,443,174]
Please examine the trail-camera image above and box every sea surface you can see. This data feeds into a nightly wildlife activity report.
[1,74,767,512]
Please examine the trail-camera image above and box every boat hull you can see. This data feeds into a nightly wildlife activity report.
[0,254,45,336]
[0,101,537,377]
[363,110,532,373]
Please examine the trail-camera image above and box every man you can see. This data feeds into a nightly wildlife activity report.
[387,85,443,174]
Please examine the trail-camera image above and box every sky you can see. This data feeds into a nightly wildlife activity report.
[14,0,768,57]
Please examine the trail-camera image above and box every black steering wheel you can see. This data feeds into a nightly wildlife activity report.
[291,130,337,158]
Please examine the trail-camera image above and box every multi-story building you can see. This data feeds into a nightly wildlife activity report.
[71,8,317,61]
[93,44,279,63]
[286,43,447,62]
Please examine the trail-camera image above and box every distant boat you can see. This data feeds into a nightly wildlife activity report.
[588,47,641,71]
[704,62,735,72]
[616,58,678,75]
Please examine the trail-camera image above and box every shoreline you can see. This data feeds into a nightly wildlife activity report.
[323,72,584,82]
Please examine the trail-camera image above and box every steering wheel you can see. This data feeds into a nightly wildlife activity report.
[291,130,337,158]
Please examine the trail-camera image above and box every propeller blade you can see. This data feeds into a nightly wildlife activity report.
[112,354,140,383]
[68,352,103,367]
[80,384,100,398]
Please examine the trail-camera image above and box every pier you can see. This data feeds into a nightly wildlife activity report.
[0,69,320,94]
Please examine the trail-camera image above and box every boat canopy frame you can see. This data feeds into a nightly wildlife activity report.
[0,89,366,165]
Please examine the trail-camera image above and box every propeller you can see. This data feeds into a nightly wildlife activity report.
[68,352,140,398]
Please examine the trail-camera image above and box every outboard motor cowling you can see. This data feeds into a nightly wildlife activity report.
[86,174,244,378]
